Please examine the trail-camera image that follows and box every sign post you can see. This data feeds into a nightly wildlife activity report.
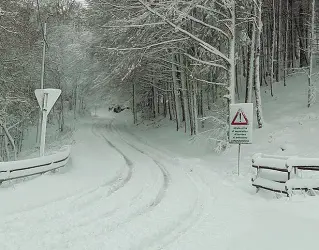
[229,103,253,175]
[35,88,61,157]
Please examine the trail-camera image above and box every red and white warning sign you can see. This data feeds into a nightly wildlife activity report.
[231,109,249,125]
[229,103,253,144]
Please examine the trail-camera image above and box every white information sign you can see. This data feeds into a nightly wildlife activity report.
[229,103,253,144]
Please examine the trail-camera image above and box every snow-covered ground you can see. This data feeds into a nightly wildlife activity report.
[1,73,319,249]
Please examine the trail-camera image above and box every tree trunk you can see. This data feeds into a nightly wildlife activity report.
[152,86,157,118]
[4,134,10,161]
[255,0,265,128]
[192,81,198,135]
[290,0,296,68]
[277,0,282,81]
[132,83,137,124]
[59,94,65,132]
[163,92,167,117]
[307,0,316,107]
[270,0,276,96]
[245,22,251,100]
[298,3,308,67]
[207,84,211,110]
[187,78,194,135]
[246,5,256,103]
[227,0,236,141]
[73,83,78,119]
[172,53,181,130]
[229,0,236,105]
[284,0,289,86]
[180,53,189,132]
[200,83,204,128]
[0,122,17,160]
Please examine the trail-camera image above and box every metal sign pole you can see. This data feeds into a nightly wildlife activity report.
[35,88,61,157]
[229,103,253,175]
[40,93,48,157]
[238,144,241,176]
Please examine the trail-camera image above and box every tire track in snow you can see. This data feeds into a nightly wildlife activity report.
[111,120,209,250]
[63,121,147,222]
[60,120,170,232]
[0,119,163,243]
[108,120,170,207]
[108,120,170,208]
[0,120,136,229]
[81,120,172,230]
[59,121,134,214]
[146,175,208,250]
[0,121,130,220]
[89,122,133,194]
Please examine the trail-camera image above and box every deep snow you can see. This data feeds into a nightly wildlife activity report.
[1,72,319,249]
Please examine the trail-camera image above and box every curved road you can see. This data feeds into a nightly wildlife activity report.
[2,112,314,250]
[0,114,210,250]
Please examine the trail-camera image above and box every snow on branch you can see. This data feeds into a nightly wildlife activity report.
[102,22,166,28]
[173,10,230,39]
[184,53,228,71]
[98,37,189,51]
[138,0,231,64]
[196,5,229,19]
[192,77,227,86]
[0,25,18,34]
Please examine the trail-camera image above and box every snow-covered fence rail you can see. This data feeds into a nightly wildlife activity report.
[285,157,319,196]
[251,153,319,197]
[251,154,290,195]
[0,145,71,184]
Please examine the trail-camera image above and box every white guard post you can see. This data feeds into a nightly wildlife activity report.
[35,89,61,157]
[229,103,253,175]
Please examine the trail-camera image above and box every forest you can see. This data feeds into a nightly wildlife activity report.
[0,0,318,160]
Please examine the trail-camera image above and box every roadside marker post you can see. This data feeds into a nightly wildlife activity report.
[229,103,253,175]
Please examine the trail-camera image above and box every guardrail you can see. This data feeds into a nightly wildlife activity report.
[0,145,71,184]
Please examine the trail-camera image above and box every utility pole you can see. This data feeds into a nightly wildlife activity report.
[36,22,47,144]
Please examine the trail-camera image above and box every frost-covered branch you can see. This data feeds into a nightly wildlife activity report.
[138,0,230,64]
[98,37,189,51]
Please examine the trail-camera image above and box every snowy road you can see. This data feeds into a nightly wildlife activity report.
[93,114,211,250]
[1,112,319,250]
[0,114,211,250]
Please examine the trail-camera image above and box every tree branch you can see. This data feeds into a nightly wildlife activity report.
[138,0,230,64]
[97,37,189,51]
[102,22,166,28]
[184,53,228,71]
[174,10,230,39]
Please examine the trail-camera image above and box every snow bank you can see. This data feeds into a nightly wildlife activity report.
[286,157,319,168]
[286,178,319,190]
[252,154,319,173]
[252,153,289,171]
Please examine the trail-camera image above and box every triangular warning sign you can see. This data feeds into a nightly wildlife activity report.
[35,88,61,114]
[231,109,249,125]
